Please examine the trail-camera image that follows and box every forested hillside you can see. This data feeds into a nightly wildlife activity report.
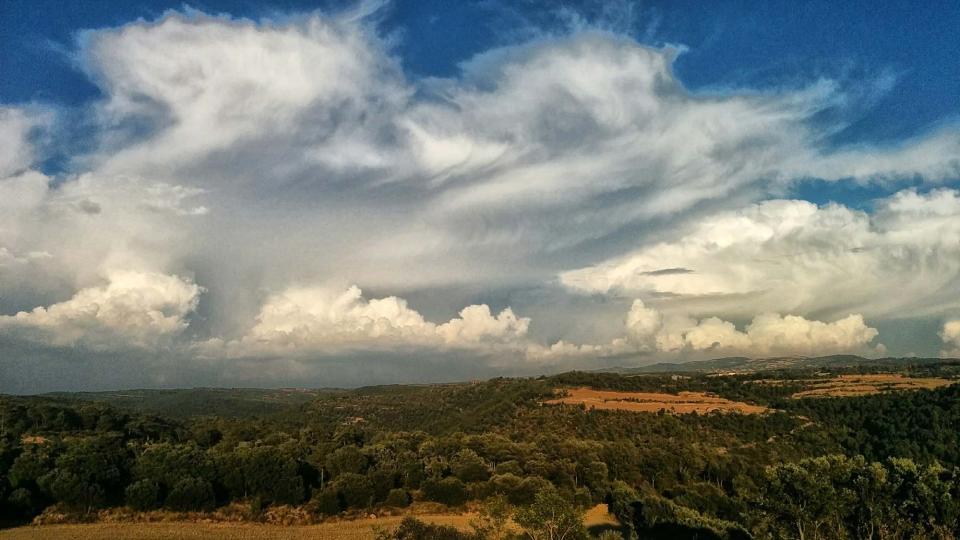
[2,364,959,539]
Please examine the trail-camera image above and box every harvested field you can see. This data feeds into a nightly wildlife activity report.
[0,515,472,540]
[546,387,767,414]
[790,374,955,398]
[0,505,620,540]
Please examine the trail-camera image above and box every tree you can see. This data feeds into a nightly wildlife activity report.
[124,479,160,511]
[233,445,305,505]
[332,472,374,509]
[385,488,411,508]
[755,455,855,540]
[513,488,586,540]
[326,445,368,477]
[452,449,491,483]
[165,476,215,511]
[39,469,105,514]
[471,494,513,540]
[307,487,341,516]
[423,477,469,507]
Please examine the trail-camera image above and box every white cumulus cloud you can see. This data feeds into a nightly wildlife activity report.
[561,188,960,321]
[941,320,960,358]
[0,270,202,350]
[202,285,531,357]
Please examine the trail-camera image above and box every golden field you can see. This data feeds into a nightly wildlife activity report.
[789,373,955,398]
[546,387,768,414]
[0,505,620,539]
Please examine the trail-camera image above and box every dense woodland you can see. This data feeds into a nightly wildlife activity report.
[1,362,959,539]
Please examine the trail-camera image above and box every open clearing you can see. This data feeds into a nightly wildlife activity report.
[546,387,767,414]
[0,506,619,539]
[789,373,955,398]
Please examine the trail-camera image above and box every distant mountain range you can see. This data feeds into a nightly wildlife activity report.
[598,355,959,375]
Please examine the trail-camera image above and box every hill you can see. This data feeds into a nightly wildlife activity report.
[602,355,959,374]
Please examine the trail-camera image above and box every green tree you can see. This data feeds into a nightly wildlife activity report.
[452,449,491,483]
[165,476,215,511]
[514,488,587,540]
[755,455,855,540]
[327,445,368,477]
[423,477,469,507]
[332,472,374,509]
[124,479,160,511]
[307,486,341,516]
[39,469,105,514]
[385,488,411,508]
[471,494,513,540]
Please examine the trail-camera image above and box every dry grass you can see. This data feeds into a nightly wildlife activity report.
[0,514,473,540]
[583,504,620,528]
[545,387,767,414]
[0,506,620,540]
[790,374,955,398]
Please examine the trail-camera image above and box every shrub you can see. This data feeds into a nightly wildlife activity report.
[451,450,490,483]
[308,487,342,516]
[377,517,482,540]
[7,487,42,517]
[385,488,411,508]
[332,472,374,509]
[423,477,469,507]
[165,476,215,511]
[38,469,105,513]
[124,479,160,511]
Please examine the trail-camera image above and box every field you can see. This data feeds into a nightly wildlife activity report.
[0,506,620,539]
[545,387,768,414]
[788,373,955,398]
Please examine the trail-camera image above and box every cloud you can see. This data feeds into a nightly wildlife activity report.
[561,188,960,321]
[1,9,958,389]
[0,270,201,350]
[69,15,960,295]
[655,312,881,357]
[799,125,960,184]
[625,301,883,357]
[0,107,46,178]
[536,299,882,360]
[202,285,531,357]
[80,11,410,184]
[941,320,960,358]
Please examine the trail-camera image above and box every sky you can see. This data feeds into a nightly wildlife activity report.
[0,0,959,393]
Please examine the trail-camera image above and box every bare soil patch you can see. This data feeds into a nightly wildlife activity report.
[546,387,767,414]
[790,374,955,398]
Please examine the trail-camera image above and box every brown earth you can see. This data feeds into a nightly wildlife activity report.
[545,387,767,414]
[0,505,620,539]
[789,373,955,398]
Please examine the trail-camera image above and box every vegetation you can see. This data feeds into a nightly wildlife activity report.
[1,361,959,538]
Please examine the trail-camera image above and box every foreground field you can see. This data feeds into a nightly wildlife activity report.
[546,387,768,414]
[0,515,469,540]
[0,506,620,540]
[788,373,955,398]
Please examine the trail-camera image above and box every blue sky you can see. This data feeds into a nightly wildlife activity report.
[4,0,958,139]
[0,1,959,391]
